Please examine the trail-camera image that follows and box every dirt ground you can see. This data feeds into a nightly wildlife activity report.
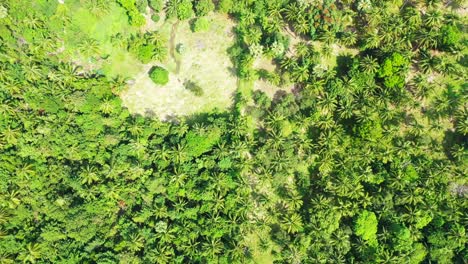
[121,13,238,120]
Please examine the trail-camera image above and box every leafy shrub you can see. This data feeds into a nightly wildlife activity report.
[151,14,160,22]
[218,0,233,13]
[354,210,378,246]
[195,0,214,16]
[117,0,146,26]
[167,0,193,20]
[176,43,186,54]
[192,17,210,32]
[148,0,163,12]
[135,0,148,13]
[185,128,221,157]
[137,44,156,63]
[378,53,408,89]
[440,25,461,49]
[149,66,169,85]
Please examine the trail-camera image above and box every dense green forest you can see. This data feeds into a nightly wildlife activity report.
[0,0,467,263]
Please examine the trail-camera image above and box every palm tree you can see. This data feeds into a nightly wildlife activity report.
[403,7,422,28]
[80,165,99,185]
[455,107,468,135]
[128,123,144,137]
[84,0,109,17]
[360,55,379,74]
[295,41,310,58]
[424,9,443,28]
[418,50,436,73]
[283,3,303,22]
[319,30,336,45]
[172,143,187,164]
[294,16,309,35]
[281,213,303,233]
[243,27,262,45]
[18,243,42,263]
[338,102,354,119]
[340,31,357,46]
[291,63,309,82]
[321,44,333,58]
[165,0,179,19]
[146,245,173,263]
[417,29,439,49]
[240,11,256,26]
[364,31,381,49]
[78,38,100,58]
[201,238,223,259]
[317,93,337,114]
[23,15,42,29]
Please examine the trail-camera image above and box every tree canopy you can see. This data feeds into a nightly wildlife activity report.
[0,0,466,263]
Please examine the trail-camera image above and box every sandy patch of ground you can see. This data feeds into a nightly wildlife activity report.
[121,14,238,120]
[254,78,294,99]
[253,56,294,98]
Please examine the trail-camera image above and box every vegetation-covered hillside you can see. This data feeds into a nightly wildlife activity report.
[0,0,466,263]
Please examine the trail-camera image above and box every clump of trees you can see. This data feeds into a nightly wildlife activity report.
[117,0,146,26]
[0,0,466,263]
[129,32,167,63]
[166,0,194,20]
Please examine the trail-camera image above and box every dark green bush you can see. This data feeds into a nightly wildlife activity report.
[149,66,169,85]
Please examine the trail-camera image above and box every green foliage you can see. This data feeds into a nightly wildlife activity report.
[217,0,233,13]
[137,44,157,63]
[390,224,413,252]
[167,0,194,20]
[149,66,169,85]
[0,1,466,263]
[151,14,160,22]
[191,17,210,32]
[354,210,378,246]
[195,0,214,16]
[148,0,164,12]
[135,0,148,13]
[378,52,409,89]
[0,5,7,19]
[185,128,221,157]
[439,25,461,49]
[117,0,146,26]
[129,32,168,63]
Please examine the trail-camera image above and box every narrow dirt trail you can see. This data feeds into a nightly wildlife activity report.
[169,21,181,74]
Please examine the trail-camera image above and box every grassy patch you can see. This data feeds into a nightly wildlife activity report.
[54,1,141,78]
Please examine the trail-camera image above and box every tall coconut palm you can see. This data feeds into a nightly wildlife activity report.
[294,16,310,35]
[424,9,443,28]
[283,3,303,22]
[291,62,309,82]
[340,31,357,46]
[360,55,379,74]
[417,29,439,49]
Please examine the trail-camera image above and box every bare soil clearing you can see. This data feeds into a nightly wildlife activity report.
[121,14,237,120]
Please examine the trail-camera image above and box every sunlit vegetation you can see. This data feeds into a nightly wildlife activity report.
[0,0,466,263]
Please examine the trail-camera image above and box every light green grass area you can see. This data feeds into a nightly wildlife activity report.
[121,14,238,120]
[55,0,142,77]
